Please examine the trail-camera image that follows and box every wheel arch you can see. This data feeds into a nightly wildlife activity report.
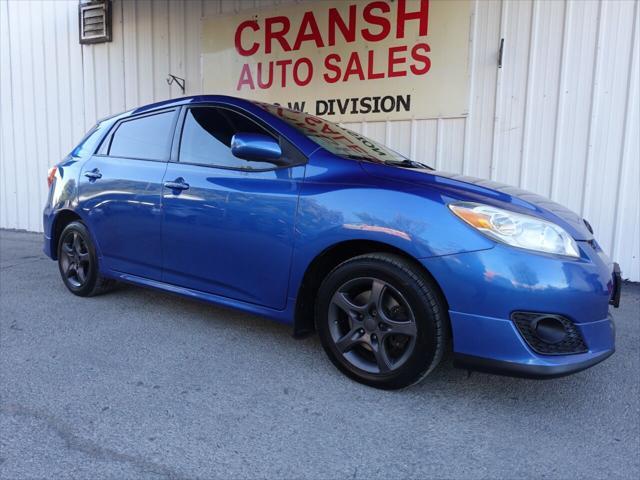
[49,209,83,260]
[292,239,450,338]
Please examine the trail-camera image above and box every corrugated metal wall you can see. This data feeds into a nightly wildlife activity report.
[1,0,638,280]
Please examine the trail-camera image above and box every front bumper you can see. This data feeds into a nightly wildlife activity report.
[421,242,618,378]
[447,310,615,378]
[453,349,615,379]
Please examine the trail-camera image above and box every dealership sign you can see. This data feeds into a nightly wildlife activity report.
[202,0,471,122]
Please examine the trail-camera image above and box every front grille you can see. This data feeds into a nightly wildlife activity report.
[512,312,588,355]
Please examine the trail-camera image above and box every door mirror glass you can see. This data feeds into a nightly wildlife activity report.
[231,133,283,163]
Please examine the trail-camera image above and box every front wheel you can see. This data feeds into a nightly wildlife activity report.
[316,253,448,390]
[57,221,114,297]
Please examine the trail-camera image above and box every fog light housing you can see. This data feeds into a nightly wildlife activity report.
[511,312,588,355]
[533,316,567,344]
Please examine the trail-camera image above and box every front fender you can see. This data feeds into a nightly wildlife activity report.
[287,156,495,301]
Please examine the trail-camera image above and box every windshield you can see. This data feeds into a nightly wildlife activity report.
[254,102,429,167]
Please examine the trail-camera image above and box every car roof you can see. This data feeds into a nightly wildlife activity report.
[130,95,254,115]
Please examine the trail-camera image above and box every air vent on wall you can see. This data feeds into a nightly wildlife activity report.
[78,0,112,44]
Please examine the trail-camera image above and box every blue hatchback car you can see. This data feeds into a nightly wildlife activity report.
[43,96,620,389]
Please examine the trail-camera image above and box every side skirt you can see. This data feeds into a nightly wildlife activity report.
[104,270,295,325]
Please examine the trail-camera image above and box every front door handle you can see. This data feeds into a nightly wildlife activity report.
[84,169,102,180]
[163,178,190,191]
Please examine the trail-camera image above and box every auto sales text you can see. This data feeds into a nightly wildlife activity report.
[234,0,431,91]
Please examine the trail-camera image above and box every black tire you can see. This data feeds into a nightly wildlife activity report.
[57,221,115,297]
[316,253,448,390]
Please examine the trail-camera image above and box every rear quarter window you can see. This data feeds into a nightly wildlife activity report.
[71,122,110,158]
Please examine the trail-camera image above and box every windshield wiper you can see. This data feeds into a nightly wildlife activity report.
[344,155,433,170]
[344,154,376,161]
[384,159,432,170]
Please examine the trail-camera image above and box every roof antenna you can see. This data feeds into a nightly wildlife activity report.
[167,74,185,94]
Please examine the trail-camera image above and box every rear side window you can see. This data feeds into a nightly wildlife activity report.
[179,107,279,170]
[109,111,175,160]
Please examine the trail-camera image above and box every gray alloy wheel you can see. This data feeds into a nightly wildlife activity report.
[59,230,91,288]
[328,277,418,374]
[57,221,115,297]
[316,253,447,390]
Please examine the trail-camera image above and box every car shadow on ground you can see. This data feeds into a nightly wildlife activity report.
[101,279,633,405]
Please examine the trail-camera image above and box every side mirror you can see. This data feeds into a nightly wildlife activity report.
[231,133,283,163]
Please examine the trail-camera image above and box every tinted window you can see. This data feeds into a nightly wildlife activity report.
[109,111,175,160]
[179,107,280,170]
[71,121,110,158]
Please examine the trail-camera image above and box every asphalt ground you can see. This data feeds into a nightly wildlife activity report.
[1,229,638,479]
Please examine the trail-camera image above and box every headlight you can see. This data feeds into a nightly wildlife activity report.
[449,202,580,258]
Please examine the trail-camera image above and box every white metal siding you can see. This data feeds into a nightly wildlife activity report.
[0,0,638,280]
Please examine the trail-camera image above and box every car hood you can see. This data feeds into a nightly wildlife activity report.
[360,163,593,241]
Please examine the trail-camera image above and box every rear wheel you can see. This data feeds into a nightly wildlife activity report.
[57,221,114,297]
[316,253,447,390]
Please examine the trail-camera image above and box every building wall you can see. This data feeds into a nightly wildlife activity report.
[1,0,638,280]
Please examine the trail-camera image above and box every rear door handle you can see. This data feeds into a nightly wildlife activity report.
[163,178,190,191]
[84,169,102,180]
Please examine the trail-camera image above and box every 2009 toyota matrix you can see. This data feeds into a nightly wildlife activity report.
[43,96,620,389]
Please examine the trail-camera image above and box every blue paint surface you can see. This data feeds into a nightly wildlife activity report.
[43,95,616,375]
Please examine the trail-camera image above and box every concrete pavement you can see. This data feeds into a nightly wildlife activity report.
[1,229,638,479]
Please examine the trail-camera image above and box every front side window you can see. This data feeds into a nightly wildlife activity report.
[109,111,175,160]
[179,107,283,170]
